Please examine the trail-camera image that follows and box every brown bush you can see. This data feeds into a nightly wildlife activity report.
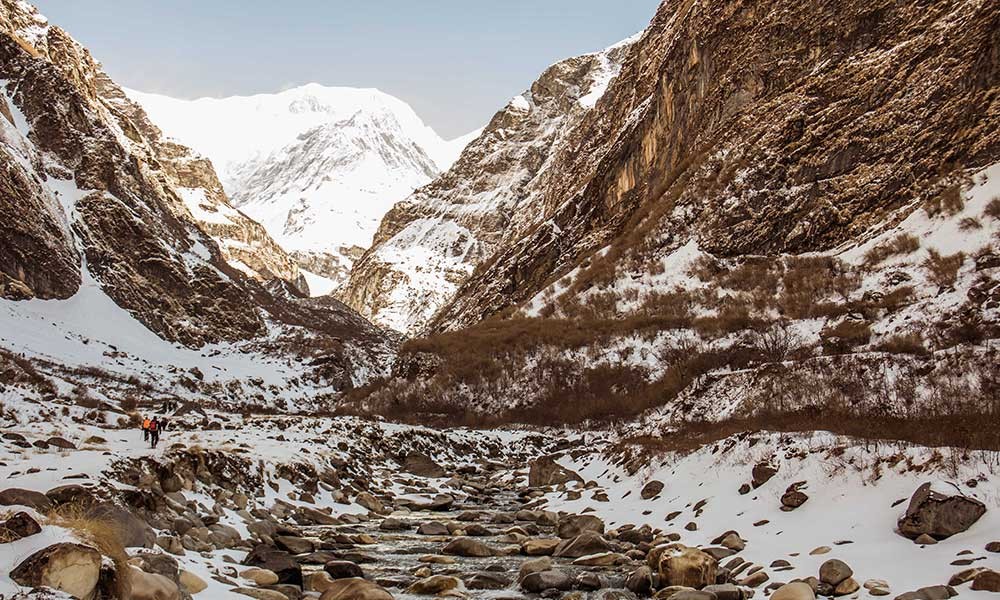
[821,320,872,353]
[985,197,1000,219]
[875,333,930,356]
[47,504,130,598]
[959,217,982,231]
[864,233,921,266]
[923,249,965,288]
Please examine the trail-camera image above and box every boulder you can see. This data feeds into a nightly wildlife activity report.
[893,585,958,600]
[987,541,1000,553]
[402,452,446,478]
[379,517,408,531]
[10,543,102,599]
[0,487,53,511]
[819,559,854,586]
[521,569,574,593]
[243,544,303,586]
[274,535,315,554]
[130,566,181,600]
[232,588,289,600]
[626,566,654,595]
[781,489,809,510]
[240,567,280,586]
[2,511,42,541]
[770,582,816,600]
[179,569,208,594]
[319,577,394,600]
[466,572,511,590]
[641,480,665,499]
[573,551,624,566]
[751,462,778,488]
[406,575,461,594]
[834,577,860,595]
[46,436,77,449]
[554,531,613,558]
[972,570,1000,592]
[443,536,495,557]
[325,560,364,579]
[45,484,94,507]
[417,521,450,536]
[658,545,718,589]
[704,584,745,600]
[355,492,385,514]
[898,482,987,540]
[527,456,582,487]
[557,514,605,539]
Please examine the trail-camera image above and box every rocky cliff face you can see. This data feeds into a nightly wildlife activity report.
[0,0,393,395]
[343,38,636,334]
[104,85,309,293]
[355,0,1000,426]
[429,0,1000,331]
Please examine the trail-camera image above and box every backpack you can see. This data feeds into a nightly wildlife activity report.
[149,421,157,432]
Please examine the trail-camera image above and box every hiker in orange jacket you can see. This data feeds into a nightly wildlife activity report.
[141,416,151,442]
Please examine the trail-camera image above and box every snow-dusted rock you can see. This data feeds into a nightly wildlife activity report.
[898,482,987,540]
[11,543,102,599]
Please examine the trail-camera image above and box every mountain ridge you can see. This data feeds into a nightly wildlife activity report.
[128,84,480,294]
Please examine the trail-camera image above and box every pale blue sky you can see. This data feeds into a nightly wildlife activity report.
[32,1,659,138]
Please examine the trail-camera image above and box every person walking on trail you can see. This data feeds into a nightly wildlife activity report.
[159,417,170,432]
[149,417,160,449]
[141,416,150,442]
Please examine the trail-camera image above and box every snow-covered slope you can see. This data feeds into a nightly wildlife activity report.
[128,85,477,293]
[344,37,637,334]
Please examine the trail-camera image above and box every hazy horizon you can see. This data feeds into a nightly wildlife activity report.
[31,1,659,138]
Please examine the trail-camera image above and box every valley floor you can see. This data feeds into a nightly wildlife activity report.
[0,399,998,599]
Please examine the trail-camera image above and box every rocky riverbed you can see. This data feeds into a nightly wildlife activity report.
[1,409,999,600]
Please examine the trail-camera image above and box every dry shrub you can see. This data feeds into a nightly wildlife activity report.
[864,233,921,266]
[779,256,859,318]
[693,304,762,338]
[47,504,130,597]
[923,249,965,288]
[985,197,1000,220]
[719,259,780,293]
[749,321,804,363]
[875,333,930,356]
[959,217,982,231]
[821,320,872,353]
[925,185,965,217]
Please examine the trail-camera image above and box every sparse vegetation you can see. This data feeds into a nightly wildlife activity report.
[959,217,982,231]
[985,197,1000,220]
[923,249,965,288]
[863,233,921,266]
[47,504,131,598]
[875,332,930,356]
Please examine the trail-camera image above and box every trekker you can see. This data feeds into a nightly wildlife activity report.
[159,417,170,432]
[149,417,160,449]
[141,416,150,442]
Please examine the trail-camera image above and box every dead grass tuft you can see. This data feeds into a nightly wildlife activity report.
[47,504,131,597]
[864,233,921,266]
[923,249,965,288]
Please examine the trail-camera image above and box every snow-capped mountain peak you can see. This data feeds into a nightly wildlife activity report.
[127,84,478,294]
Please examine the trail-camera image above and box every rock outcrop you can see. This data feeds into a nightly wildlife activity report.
[898,482,987,540]
[344,37,636,334]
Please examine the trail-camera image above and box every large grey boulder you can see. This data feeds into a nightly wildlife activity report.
[898,482,987,540]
